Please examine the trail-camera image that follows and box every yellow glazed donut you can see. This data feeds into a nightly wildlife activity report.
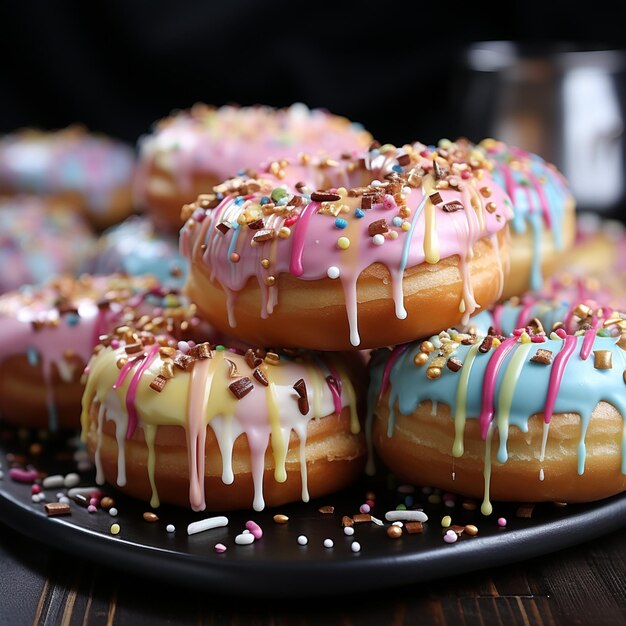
[367,301,626,514]
[180,139,514,351]
[81,328,367,511]
[133,102,373,233]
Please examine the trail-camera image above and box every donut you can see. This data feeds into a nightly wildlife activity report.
[0,125,136,230]
[93,215,188,290]
[477,138,577,300]
[180,138,514,351]
[0,273,203,432]
[80,329,367,512]
[133,102,373,233]
[0,195,97,293]
[549,211,626,289]
[367,302,626,515]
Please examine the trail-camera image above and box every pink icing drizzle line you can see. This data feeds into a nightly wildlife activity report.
[124,344,161,439]
[113,356,142,390]
[564,303,577,335]
[492,304,504,336]
[478,337,518,439]
[187,358,210,512]
[544,335,577,423]
[289,202,320,277]
[516,297,536,330]
[321,356,343,415]
[526,170,552,228]
[378,343,411,402]
[580,316,601,360]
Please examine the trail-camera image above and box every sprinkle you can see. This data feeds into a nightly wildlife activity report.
[350,541,361,553]
[342,515,354,527]
[343,526,355,536]
[214,543,227,553]
[385,510,428,523]
[368,219,389,237]
[479,336,494,353]
[110,524,121,535]
[323,538,334,548]
[235,532,255,545]
[497,517,507,528]
[228,377,254,399]
[486,202,497,213]
[405,521,424,534]
[530,349,553,365]
[594,350,613,370]
[100,496,115,510]
[334,218,348,229]
[352,513,372,523]
[187,515,229,536]
[446,357,463,372]
[429,191,443,205]
[360,503,371,514]
[464,524,479,536]
[166,524,176,533]
[32,484,42,494]
[273,514,289,524]
[318,505,334,514]
[337,236,350,250]
[143,512,159,523]
[443,530,458,543]
[311,191,341,202]
[355,209,365,218]
[387,525,403,539]
[44,502,71,517]
[109,508,118,516]
[252,368,269,386]
[442,200,464,213]
[370,234,384,246]
[87,505,97,513]
[441,515,452,528]
[297,535,309,545]
[327,266,340,279]
[245,520,263,539]
[9,468,39,483]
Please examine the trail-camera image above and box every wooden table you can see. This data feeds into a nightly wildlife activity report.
[2,519,626,626]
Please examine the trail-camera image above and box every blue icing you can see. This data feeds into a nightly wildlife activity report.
[370,333,626,477]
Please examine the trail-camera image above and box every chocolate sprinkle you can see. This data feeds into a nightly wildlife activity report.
[478,336,494,353]
[293,378,307,399]
[429,191,443,205]
[446,357,463,372]
[530,349,553,365]
[216,221,232,235]
[228,377,254,399]
[442,200,464,213]
[149,375,168,392]
[311,191,341,202]
[245,349,263,369]
[368,219,389,237]
[252,368,269,386]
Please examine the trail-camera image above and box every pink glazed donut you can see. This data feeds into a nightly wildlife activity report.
[180,139,514,351]
[133,102,373,233]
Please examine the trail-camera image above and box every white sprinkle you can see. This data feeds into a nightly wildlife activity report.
[343,526,355,536]
[42,474,65,489]
[64,473,81,488]
[58,496,70,505]
[68,486,99,498]
[392,521,404,527]
[214,543,227,553]
[539,468,545,481]
[327,266,340,279]
[385,510,428,523]
[323,538,334,548]
[371,180,382,187]
[297,535,308,545]
[235,532,255,545]
[187,515,229,536]
[109,508,118,516]
[31,494,40,503]
[351,541,361,553]
[56,492,64,499]
[166,524,175,533]
[370,515,384,526]
[372,234,385,246]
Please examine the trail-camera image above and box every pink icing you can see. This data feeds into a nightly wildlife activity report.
[124,344,161,439]
[478,337,518,438]
[543,335,578,423]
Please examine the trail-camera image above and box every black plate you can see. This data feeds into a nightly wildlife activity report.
[1,425,625,599]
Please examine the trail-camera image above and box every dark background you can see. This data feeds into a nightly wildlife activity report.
[1,1,625,221]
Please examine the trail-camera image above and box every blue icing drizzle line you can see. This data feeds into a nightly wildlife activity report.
[399,195,428,275]
[27,347,39,366]
[48,400,58,432]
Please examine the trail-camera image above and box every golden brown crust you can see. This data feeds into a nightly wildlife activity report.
[86,403,367,510]
[500,198,577,301]
[139,160,221,233]
[186,230,510,351]
[0,354,86,431]
[372,397,626,504]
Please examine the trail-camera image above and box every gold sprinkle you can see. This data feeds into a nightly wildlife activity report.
[479,186,492,198]
[485,202,497,213]
[426,367,442,380]
[413,352,429,367]
[261,259,270,269]
[464,524,479,536]
[273,514,289,524]
[420,341,435,353]
[387,525,403,539]
[264,276,276,286]
[143,512,159,523]
[594,350,613,370]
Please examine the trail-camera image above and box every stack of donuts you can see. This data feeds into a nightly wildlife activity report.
[3,102,626,517]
